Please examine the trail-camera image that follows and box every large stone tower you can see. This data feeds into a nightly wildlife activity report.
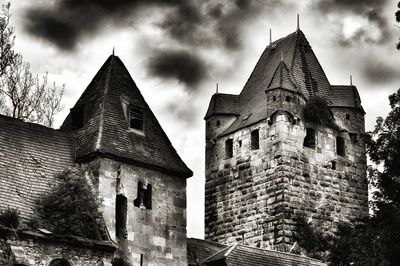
[204,29,368,251]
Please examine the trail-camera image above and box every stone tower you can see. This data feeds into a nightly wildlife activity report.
[204,29,368,251]
[61,55,193,265]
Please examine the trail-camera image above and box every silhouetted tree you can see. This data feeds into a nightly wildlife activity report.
[0,3,64,127]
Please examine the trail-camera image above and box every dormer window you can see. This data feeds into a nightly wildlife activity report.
[129,107,144,131]
[71,105,85,130]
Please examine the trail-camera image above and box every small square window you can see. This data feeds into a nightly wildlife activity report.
[286,96,291,102]
[129,107,144,131]
[346,114,350,120]
[216,120,221,127]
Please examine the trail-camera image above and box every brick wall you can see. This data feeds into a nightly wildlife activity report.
[85,158,188,266]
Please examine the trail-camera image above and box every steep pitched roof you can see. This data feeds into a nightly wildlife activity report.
[0,115,76,221]
[204,93,240,120]
[266,60,299,93]
[61,55,192,178]
[203,243,326,266]
[330,85,364,112]
[213,29,332,136]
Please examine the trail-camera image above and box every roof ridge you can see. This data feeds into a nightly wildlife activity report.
[0,114,68,134]
[95,55,114,151]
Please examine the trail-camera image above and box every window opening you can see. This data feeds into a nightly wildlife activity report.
[71,105,85,130]
[134,182,152,209]
[216,120,221,126]
[129,107,144,131]
[140,254,144,266]
[331,161,337,170]
[238,140,242,148]
[346,114,350,120]
[116,194,127,239]
[225,139,233,158]
[303,128,316,149]
[251,129,259,150]
[273,96,277,102]
[336,136,346,156]
[286,96,291,102]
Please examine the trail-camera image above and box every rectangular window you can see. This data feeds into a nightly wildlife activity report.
[251,129,259,150]
[303,128,316,149]
[115,194,127,239]
[337,136,346,156]
[225,139,233,158]
[129,107,144,131]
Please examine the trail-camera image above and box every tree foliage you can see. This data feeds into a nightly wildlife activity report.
[397,2,400,50]
[303,96,335,127]
[0,3,64,127]
[36,168,102,240]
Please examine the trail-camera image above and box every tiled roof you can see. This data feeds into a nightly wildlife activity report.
[204,93,240,119]
[61,55,193,178]
[330,85,364,112]
[203,243,326,266]
[187,238,227,265]
[0,115,76,222]
[214,30,332,136]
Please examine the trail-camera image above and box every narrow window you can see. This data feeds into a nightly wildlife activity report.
[286,96,291,102]
[225,139,233,158]
[331,161,337,170]
[251,129,259,150]
[144,184,152,210]
[238,140,242,148]
[116,194,127,239]
[140,254,144,266]
[129,107,144,131]
[346,114,350,120]
[216,120,221,126]
[303,128,316,149]
[134,182,152,209]
[71,105,85,130]
[337,136,346,156]
[273,96,277,102]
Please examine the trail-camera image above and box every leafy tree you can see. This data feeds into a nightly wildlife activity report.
[36,167,102,240]
[0,3,64,127]
[397,2,400,50]
[303,96,335,127]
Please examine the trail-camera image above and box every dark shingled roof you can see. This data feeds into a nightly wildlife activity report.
[330,85,364,112]
[204,93,240,119]
[203,243,326,266]
[61,55,192,178]
[0,115,76,221]
[187,238,227,265]
[205,29,364,136]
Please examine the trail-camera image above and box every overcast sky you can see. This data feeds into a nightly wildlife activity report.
[4,0,400,239]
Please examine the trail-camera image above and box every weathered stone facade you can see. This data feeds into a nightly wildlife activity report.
[0,229,115,265]
[204,30,368,251]
[84,157,188,266]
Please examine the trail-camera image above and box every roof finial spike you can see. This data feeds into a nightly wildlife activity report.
[281,51,284,62]
[350,75,353,86]
[297,14,300,31]
[216,83,219,94]
[112,47,115,56]
[269,28,272,45]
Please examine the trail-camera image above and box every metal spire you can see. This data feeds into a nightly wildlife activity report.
[350,75,353,86]
[297,14,300,31]
[269,28,272,45]
[216,83,219,94]
[112,47,115,56]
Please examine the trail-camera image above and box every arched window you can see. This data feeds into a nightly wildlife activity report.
[116,194,127,239]
[49,259,71,266]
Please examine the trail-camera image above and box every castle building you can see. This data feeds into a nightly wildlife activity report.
[204,29,368,251]
[0,55,192,265]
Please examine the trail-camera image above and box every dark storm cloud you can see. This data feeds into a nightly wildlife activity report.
[147,50,207,87]
[317,0,390,46]
[362,60,400,85]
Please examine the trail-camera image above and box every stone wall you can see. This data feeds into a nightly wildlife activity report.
[205,105,368,251]
[0,232,114,265]
[85,157,188,266]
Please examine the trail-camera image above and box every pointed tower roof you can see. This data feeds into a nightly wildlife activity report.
[61,55,192,178]
[217,29,333,136]
[266,60,299,93]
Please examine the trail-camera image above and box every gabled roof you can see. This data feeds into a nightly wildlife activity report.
[204,93,240,120]
[61,55,192,178]
[203,243,326,266]
[210,29,332,136]
[0,115,76,221]
[330,85,364,112]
